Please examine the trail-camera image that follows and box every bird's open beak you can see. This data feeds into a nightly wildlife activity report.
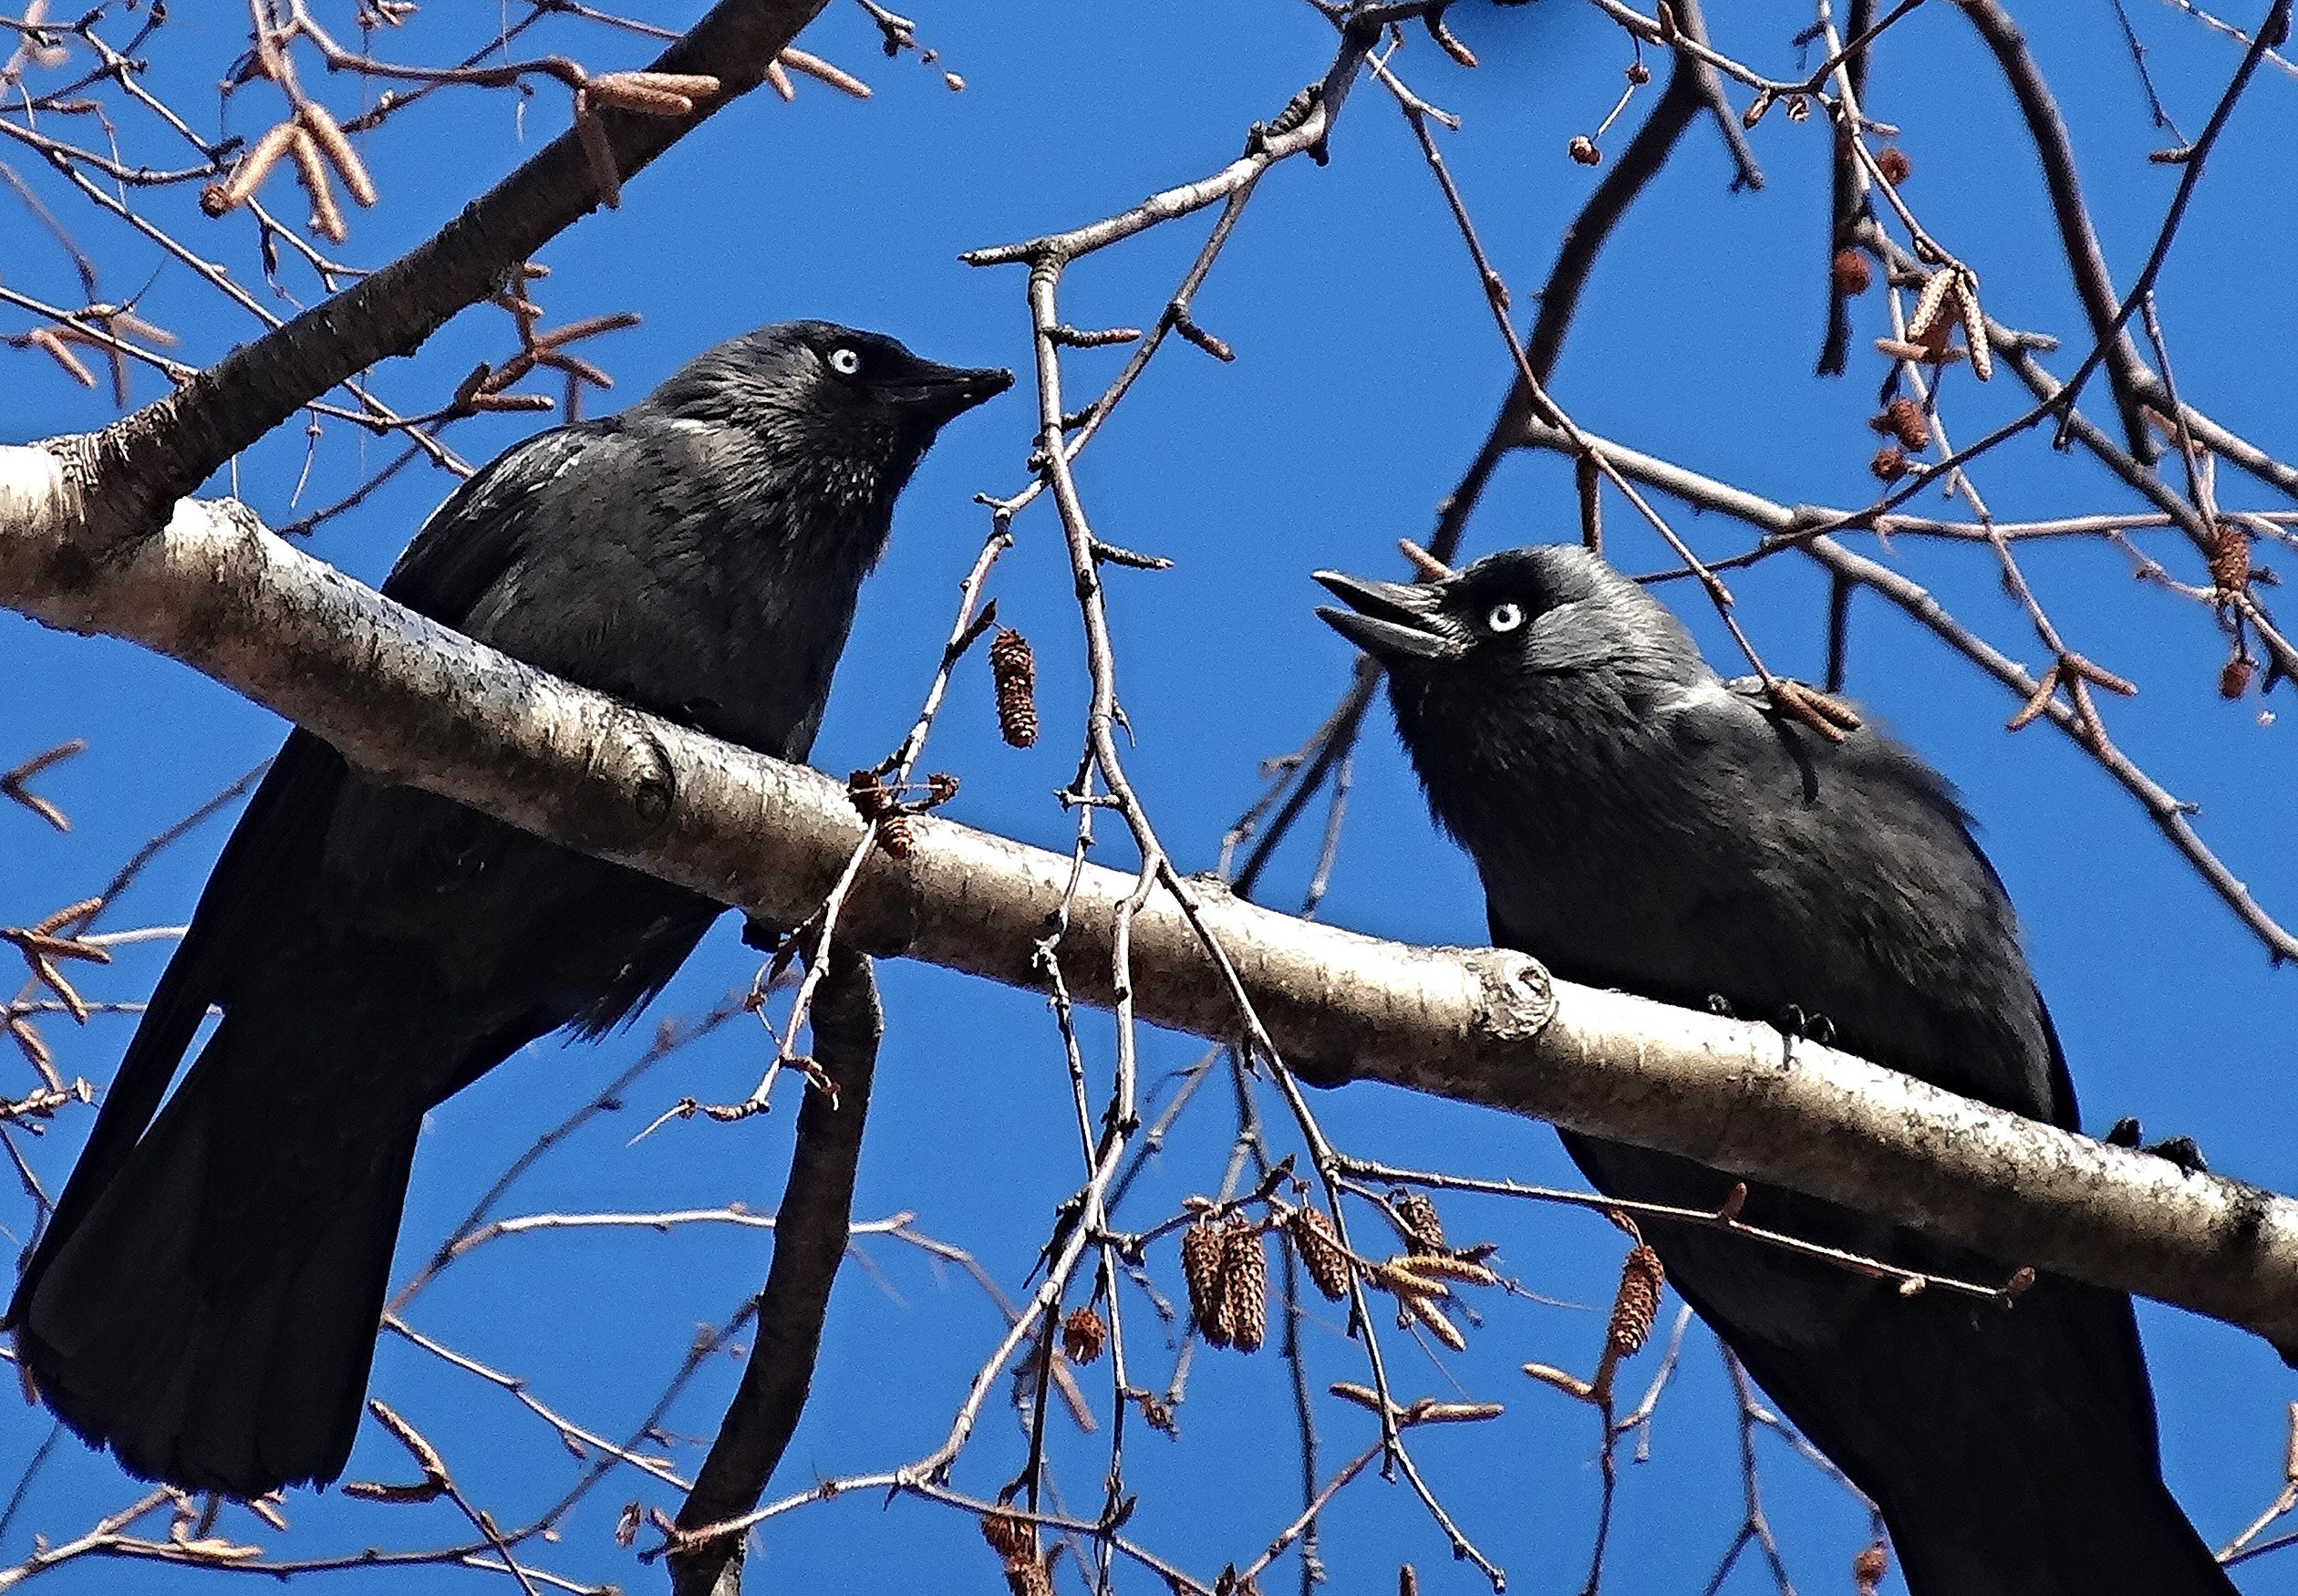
[1313,570,1467,663]
[888,361,1014,424]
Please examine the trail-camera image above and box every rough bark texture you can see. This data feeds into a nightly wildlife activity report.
[5,461,2296,1356]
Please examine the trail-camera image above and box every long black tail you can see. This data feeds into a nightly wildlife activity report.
[13,1016,419,1498]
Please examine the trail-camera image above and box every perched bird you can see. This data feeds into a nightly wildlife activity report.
[9,322,1010,1498]
[1317,544,2232,1596]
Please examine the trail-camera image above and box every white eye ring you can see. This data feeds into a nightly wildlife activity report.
[827,347,863,376]
[1487,601,1526,634]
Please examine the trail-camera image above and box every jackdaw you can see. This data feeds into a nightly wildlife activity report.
[1317,544,2231,1595]
[8,321,1010,1498]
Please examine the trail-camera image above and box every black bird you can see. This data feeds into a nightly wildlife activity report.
[1317,544,2232,1596]
[8,322,1010,1498]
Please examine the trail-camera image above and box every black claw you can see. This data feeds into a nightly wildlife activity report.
[2151,1135,2209,1176]
[2104,1117,2207,1174]
[1775,1004,1837,1045]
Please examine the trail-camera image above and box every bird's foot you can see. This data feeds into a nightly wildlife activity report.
[2106,1116,2210,1176]
[1775,1004,1837,1047]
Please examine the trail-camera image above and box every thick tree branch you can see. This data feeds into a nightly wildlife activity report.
[4,457,2297,1357]
[50,0,828,544]
[669,948,880,1596]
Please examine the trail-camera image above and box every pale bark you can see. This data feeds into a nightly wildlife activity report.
[5,457,2296,1356]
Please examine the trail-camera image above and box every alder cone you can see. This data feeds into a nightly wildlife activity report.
[980,1510,1034,1561]
[1287,1205,1353,1302]
[1181,1218,1230,1347]
[1222,1217,1269,1353]
[2210,523,2251,595]
[989,627,1039,748]
[1392,1189,1445,1253]
[1870,445,1910,482]
[1608,1244,1665,1358]
[1879,395,1930,451]
[2221,655,2255,700]
[1061,1304,1106,1365]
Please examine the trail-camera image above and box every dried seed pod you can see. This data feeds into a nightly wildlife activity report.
[1286,1205,1353,1302]
[1181,1218,1230,1347]
[989,627,1039,748]
[2210,523,2252,596]
[1567,134,1601,166]
[1608,1244,1665,1357]
[980,1509,1035,1561]
[2221,655,2255,700]
[1004,1556,1055,1596]
[1061,1304,1107,1365]
[1870,446,1910,482]
[1625,61,1651,84]
[1853,1542,1890,1594]
[925,771,960,807]
[1392,1189,1446,1253]
[1874,396,1931,451]
[1221,1217,1268,1353]
[1876,146,1912,184]
[1830,247,1872,297]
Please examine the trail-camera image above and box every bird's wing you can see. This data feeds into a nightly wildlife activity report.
[8,425,619,1315]
[379,423,612,623]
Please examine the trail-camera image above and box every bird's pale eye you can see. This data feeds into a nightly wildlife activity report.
[1486,601,1525,634]
[827,347,863,376]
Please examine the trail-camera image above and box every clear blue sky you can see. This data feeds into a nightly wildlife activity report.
[4,1,2296,1591]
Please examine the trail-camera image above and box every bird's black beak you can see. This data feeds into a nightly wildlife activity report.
[887,360,1014,425]
[1313,570,1467,664]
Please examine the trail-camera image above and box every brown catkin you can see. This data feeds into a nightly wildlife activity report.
[989,627,1038,748]
[1830,247,1872,297]
[1608,1245,1665,1358]
[1180,1218,1230,1347]
[1876,145,1911,184]
[980,1511,1034,1561]
[1286,1206,1353,1302]
[1879,396,1930,451]
[1061,1305,1106,1365]
[1392,1190,1446,1253]
[2210,523,2252,595]
[1221,1218,1268,1353]
[1870,445,1910,482]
